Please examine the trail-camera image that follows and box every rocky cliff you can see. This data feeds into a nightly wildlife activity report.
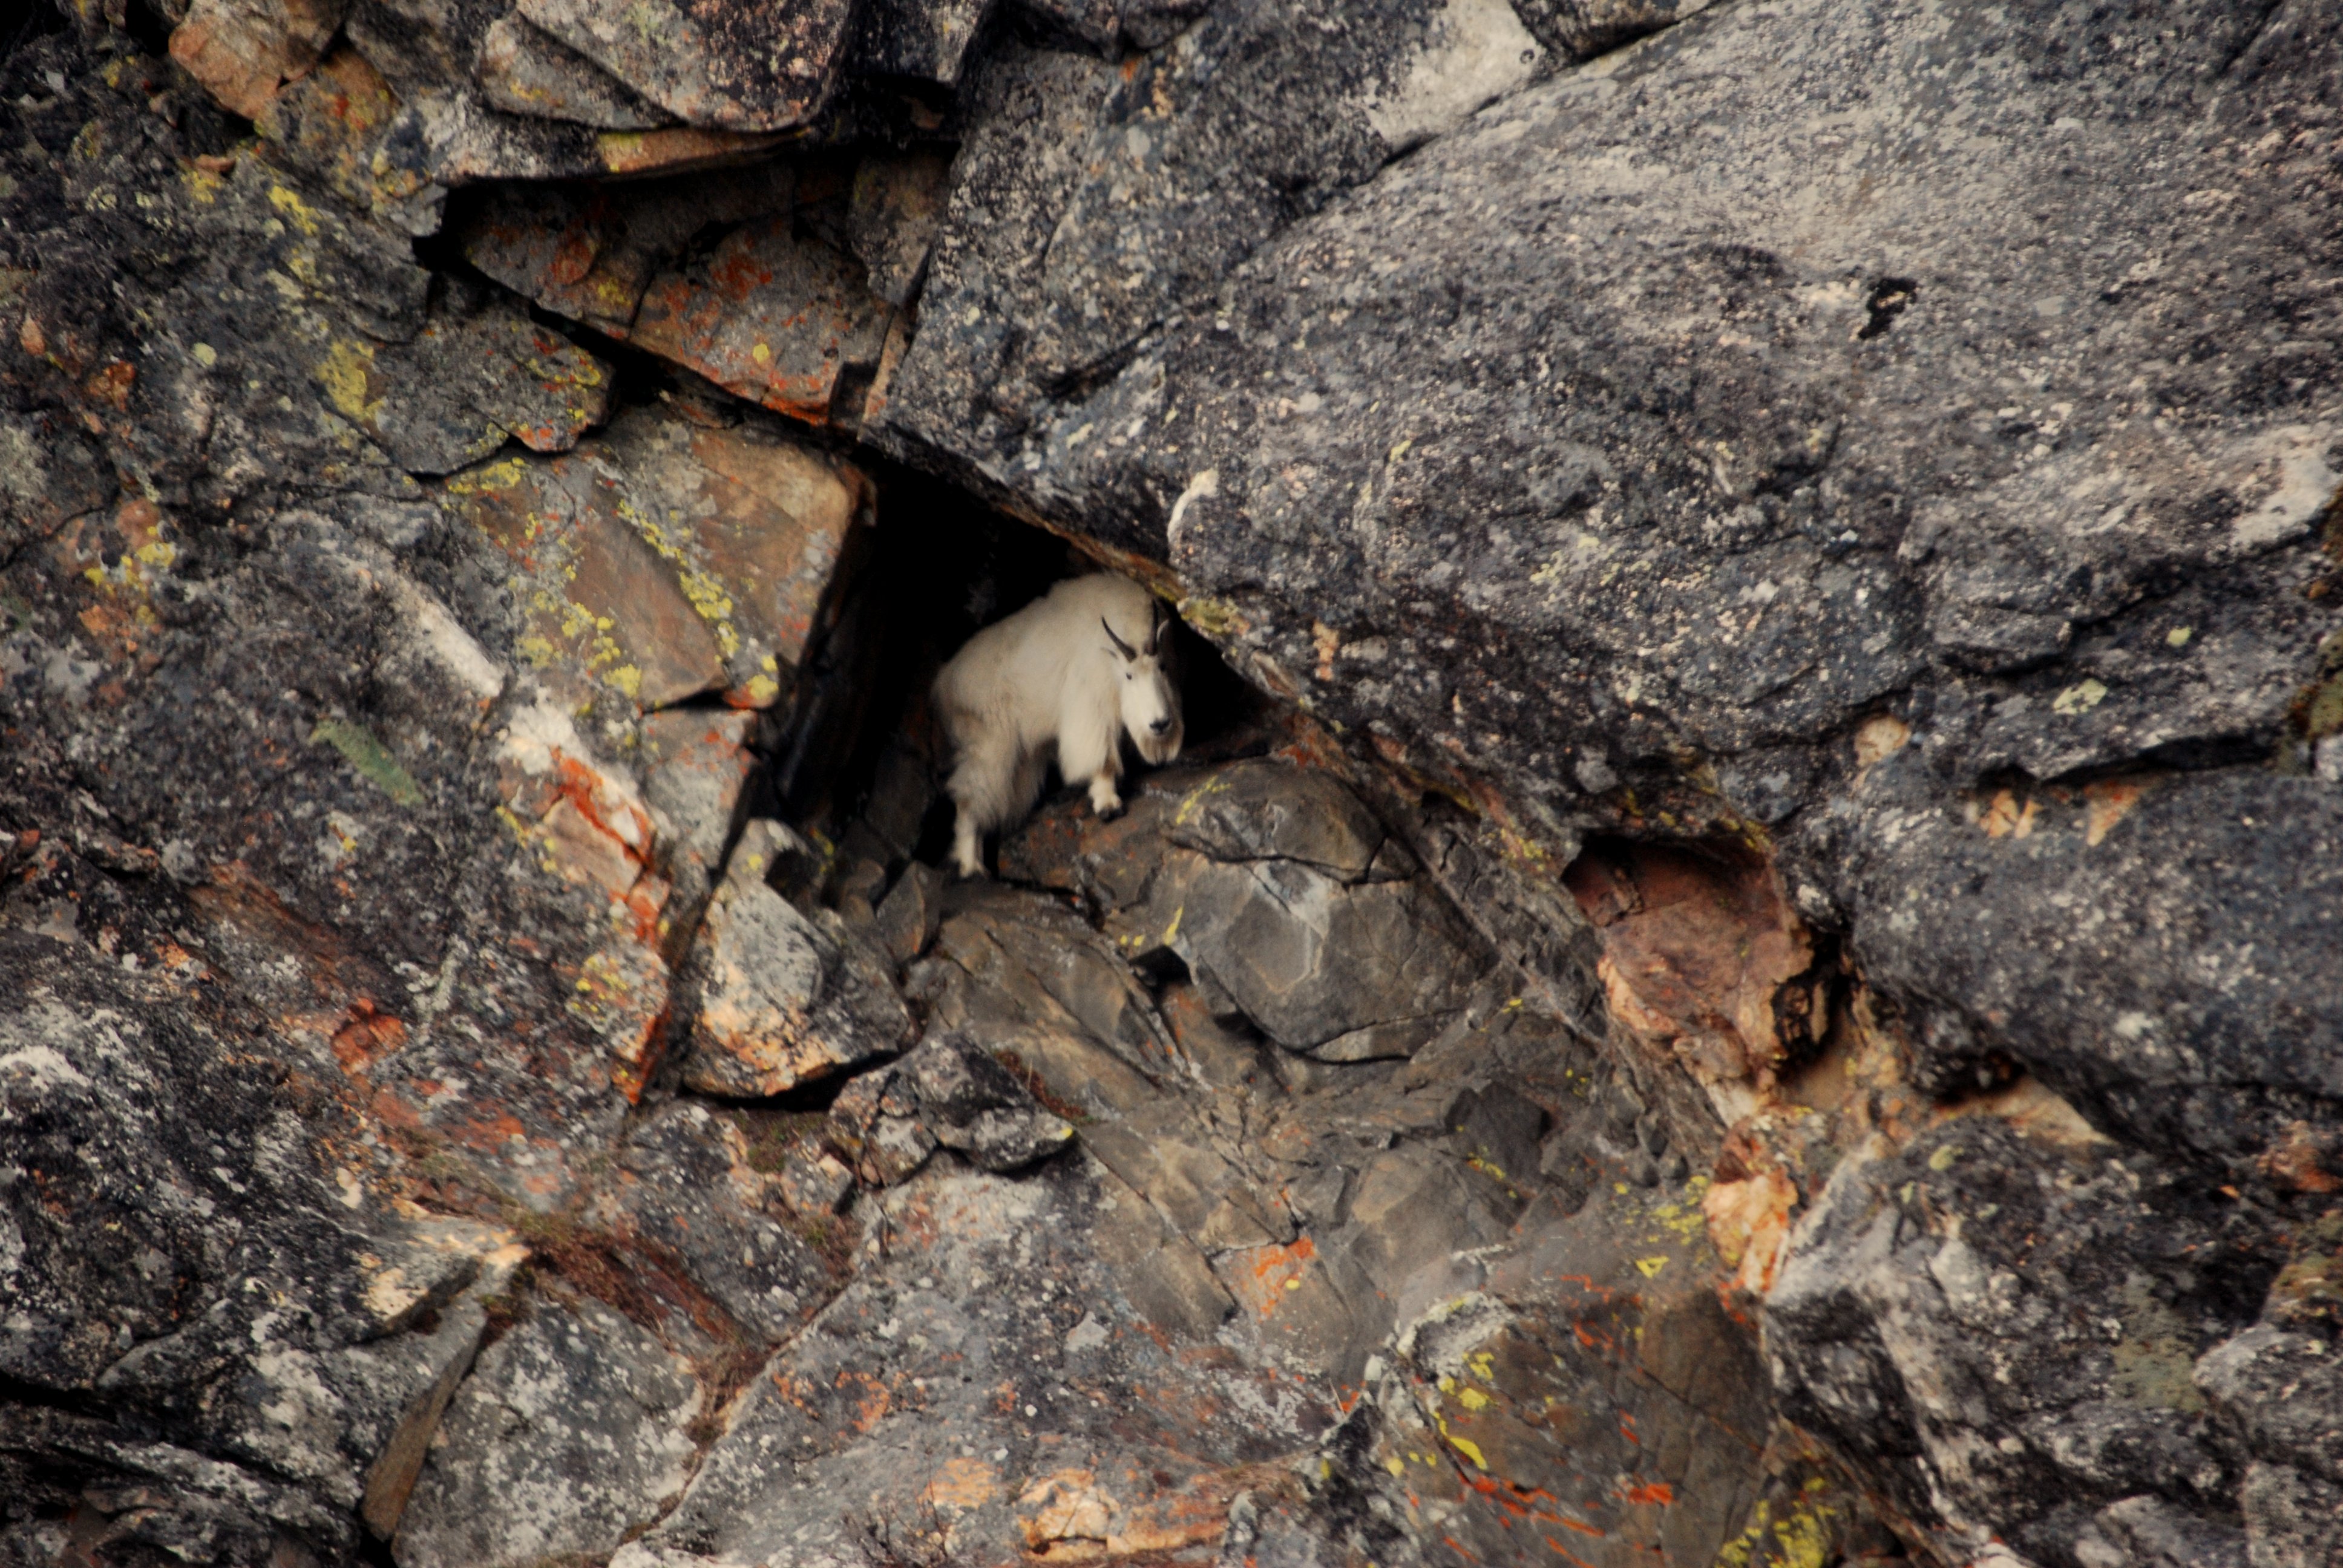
[1,0,2338,1566]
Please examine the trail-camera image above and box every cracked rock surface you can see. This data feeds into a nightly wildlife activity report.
[4,0,2341,1565]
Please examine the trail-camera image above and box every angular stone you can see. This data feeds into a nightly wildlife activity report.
[459,163,795,336]
[253,46,405,215]
[344,0,500,99]
[519,0,859,132]
[825,1065,938,1186]
[874,858,945,965]
[391,1297,700,1568]
[344,286,614,476]
[1508,0,1714,59]
[600,406,868,703]
[1768,1119,2260,1564]
[368,89,788,235]
[850,148,955,309]
[638,706,755,939]
[596,1103,832,1342]
[778,1142,856,1215]
[680,820,913,1098]
[850,0,994,87]
[474,13,675,129]
[443,448,727,714]
[1164,760,1402,883]
[1173,857,1481,1059]
[629,217,893,427]
[920,887,1182,1119]
[170,0,346,119]
[900,1028,1078,1173]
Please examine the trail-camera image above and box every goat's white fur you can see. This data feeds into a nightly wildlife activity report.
[932,574,1183,877]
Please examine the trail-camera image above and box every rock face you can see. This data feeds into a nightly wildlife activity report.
[5,0,2342,1565]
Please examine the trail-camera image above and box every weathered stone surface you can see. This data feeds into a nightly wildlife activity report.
[874,857,945,964]
[339,281,614,475]
[681,819,913,1098]
[392,1296,701,1568]
[824,1061,939,1185]
[169,0,344,118]
[872,4,1545,489]
[849,148,954,309]
[850,0,994,87]
[519,0,858,132]
[631,217,893,427]
[899,1027,1078,1171]
[473,13,675,129]
[592,1103,834,1342]
[1766,1117,2270,1567]
[632,1165,1326,1568]
[15,0,2343,1563]
[1509,0,1713,59]
[458,162,796,336]
[598,404,869,702]
[638,706,756,939]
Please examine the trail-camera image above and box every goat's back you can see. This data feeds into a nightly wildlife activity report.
[932,575,1156,737]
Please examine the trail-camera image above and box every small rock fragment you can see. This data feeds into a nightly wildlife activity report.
[900,1030,1076,1173]
[779,1144,857,1215]
[825,1067,937,1186]
[873,860,945,965]
[680,820,913,1099]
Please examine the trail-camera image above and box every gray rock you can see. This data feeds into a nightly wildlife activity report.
[519,0,857,131]
[849,0,995,85]
[825,1065,940,1186]
[1768,1119,2262,1564]
[473,13,677,129]
[598,1103,834,1344]
[899,1028,1078,1172]
[680,820,914,1098]
[874,858,946,965]
[392,1296,701,1568]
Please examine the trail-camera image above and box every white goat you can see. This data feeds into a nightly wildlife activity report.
[932,573,1184,877]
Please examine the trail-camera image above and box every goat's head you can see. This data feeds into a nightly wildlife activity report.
[1101,602,1184,765]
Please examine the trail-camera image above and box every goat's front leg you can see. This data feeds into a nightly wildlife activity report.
[1087,768,1124,820]
[949,807,985,878]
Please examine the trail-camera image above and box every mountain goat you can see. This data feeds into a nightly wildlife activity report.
[932,573,1183,877]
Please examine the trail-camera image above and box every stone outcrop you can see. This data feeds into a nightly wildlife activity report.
[4,0,2341,1564]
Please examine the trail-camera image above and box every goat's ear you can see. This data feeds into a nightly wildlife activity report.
[1101,616,1137,661]
[1142,600,1164,658]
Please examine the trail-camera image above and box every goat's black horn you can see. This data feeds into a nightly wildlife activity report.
[1102,615,1137,659]
[1144,599,1165,656]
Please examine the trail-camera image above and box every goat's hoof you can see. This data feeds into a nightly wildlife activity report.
[1093,799,1124,821]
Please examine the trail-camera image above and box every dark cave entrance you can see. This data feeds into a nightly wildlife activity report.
[764,457,1273,887]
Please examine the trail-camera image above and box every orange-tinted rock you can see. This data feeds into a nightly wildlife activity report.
[442,452,729,716]
[518,0,858,133]
[638,706,756,949]
[1563,842,1820,1093]
[602,408,867,704]
[460,167,795,338]
[170,0,346,119]
[629,218,891,427]
[253,47,402,213]
[492,695,676,1102]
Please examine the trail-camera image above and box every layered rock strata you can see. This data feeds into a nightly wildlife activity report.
[2,0,2339,1566]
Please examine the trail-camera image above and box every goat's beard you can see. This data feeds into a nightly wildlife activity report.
[1135,722,1184,766]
